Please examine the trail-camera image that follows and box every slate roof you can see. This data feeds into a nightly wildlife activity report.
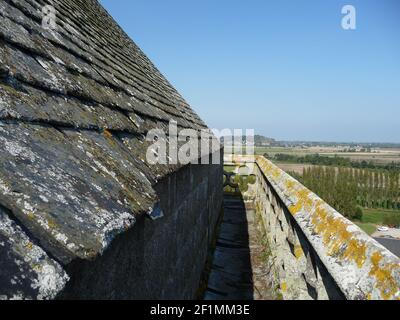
[0,0,215,299]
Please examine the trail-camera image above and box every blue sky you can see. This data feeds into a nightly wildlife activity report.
[100,0,400,143]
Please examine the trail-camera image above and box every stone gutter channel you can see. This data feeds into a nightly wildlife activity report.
[200,193,278,300]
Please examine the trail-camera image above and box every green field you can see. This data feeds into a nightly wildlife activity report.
[361,208,400,224]
[252,146,400,165]
[355,222,377,235]
[354,208,400,235]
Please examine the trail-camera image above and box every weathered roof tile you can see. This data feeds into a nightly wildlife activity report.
[0,0,219,299]
[0,206,69,300]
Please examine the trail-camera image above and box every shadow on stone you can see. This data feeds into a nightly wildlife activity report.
[204,194,254,300]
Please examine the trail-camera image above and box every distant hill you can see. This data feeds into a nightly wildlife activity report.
[254,135,276,146]
[220,135,276,146]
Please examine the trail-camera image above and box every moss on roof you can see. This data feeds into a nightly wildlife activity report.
[0,0,216,299]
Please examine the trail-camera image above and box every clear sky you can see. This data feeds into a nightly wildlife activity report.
[100,0,400,143]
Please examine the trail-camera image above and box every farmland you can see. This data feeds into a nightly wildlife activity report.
[257,144,400,234]
[255,146,400,165]
[356,208,400,235]
[224,143,400,233]
[275,163,315,175]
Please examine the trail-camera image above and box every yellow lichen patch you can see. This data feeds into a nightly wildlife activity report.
[288,189,313,215]
[255,201,263,215]
[325,217,350,250]
[369,252,399,300]
[47,217,58,230]
[25,242,33,250]
[281,282,287,293]
[27,211,35,220]
[342,239,367,268]
[258,157,282,179]
[311,204,367,268]
[294,245,304,259]
[285,180,296,191]
[103,128,113,139]
[271,167,282,179]
[32,264,42,272]
[311,205,328,234]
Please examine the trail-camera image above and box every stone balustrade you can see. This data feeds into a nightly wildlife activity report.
[224,155,400,300]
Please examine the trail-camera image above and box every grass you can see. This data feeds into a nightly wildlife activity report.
[361,208,400,224]
[354,208,400,235]
[355,222,377,235]
[252,146,400,164]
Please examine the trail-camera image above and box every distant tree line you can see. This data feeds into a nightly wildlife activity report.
[274,142,400,148]
[268,153,400,172]
[290,166,400,221]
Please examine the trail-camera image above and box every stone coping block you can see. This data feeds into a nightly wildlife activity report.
[255,156,400,300]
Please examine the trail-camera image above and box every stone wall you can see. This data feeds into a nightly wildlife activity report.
[225,155,400,300]
[59,155,223,299]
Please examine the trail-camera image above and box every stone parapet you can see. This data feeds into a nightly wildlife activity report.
[224,155,400,300]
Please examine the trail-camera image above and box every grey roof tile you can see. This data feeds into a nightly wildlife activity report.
[0,0,221,299]
[0,206,69,300]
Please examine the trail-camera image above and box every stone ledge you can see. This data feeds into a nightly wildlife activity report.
[255,156,400,300]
